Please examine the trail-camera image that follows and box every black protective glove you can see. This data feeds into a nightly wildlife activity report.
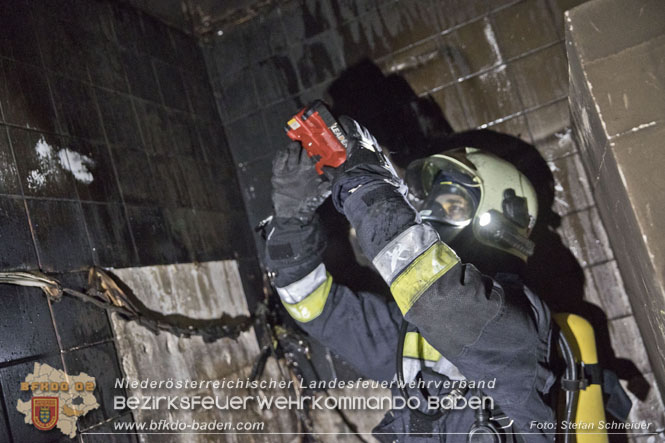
[331,116,407,212]
[264,216,326,288]
[272,141,331,223]
[266,142,329,288]
[330,117,418,259]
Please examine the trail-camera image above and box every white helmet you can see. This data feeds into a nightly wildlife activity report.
[406,147,538,262]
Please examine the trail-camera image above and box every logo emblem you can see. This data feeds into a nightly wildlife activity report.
[31,397,58,431]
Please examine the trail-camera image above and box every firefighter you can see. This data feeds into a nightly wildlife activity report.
[265,116,556,442]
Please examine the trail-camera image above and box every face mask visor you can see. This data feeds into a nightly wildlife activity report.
[420,181,476,228]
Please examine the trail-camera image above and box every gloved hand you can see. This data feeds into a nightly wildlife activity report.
[330,116,419,260]
[331,116,407,212]
[272,141,331,222]
[266,142,329,289]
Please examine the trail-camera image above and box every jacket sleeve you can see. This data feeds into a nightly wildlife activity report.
[278,265,403,382]
[341,181,556,438]
[264,215,402,382]
[389,241,556,434]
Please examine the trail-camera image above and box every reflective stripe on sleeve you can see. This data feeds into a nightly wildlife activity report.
[403,332,442,362]
[276,263,327,304]
[372,224,440,284]
[390,242,460,315]
[281,272,333,323]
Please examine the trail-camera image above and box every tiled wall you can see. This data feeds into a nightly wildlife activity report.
[206,0,663,433]
[0,272,134,442]
[0,1,257,441]
[110,261,299,443]
[206,0,578,253]
[0,0,659,440]
[0,0,249,273]
[566,0,665,430]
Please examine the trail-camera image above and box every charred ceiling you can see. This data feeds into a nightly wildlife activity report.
[118,0,285,37]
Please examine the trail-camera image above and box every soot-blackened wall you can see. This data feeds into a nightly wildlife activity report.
[0,2,258,440]
[204,0,664,431]
[0,0,251,273]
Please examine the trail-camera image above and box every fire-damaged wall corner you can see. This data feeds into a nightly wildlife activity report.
[566,0,665,400]
[109,261,299,441]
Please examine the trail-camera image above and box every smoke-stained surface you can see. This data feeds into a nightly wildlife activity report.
[0,1,261,439]
[204,0,663,436]
[0,0,662,440]
[0,1,253,272]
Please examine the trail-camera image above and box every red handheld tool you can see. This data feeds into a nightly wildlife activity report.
[284,100,347,175]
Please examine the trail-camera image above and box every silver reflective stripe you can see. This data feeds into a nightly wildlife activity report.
[432,355,466,381]
[399,357,422,384]
[276,263,327,304]
[399,356,466,384]
[372,224,439,284]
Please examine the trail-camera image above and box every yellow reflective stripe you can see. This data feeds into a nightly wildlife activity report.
[281,273,333,323]
[403,332,441,362]
[390,242,459,315]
